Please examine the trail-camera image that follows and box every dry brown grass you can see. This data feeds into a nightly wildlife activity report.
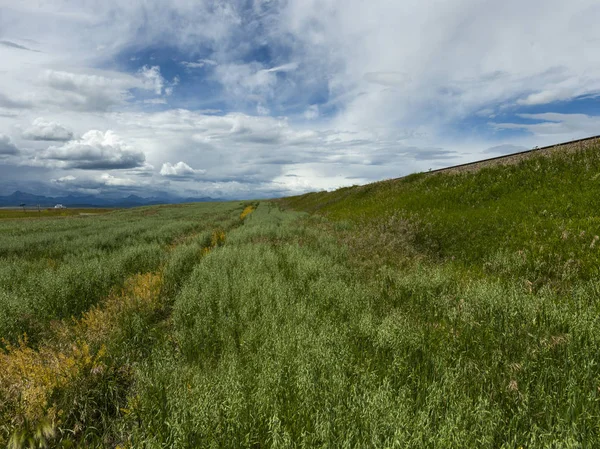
[240,205,255,220]
[0,272,163,447]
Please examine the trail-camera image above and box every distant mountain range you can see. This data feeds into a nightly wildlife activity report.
[0,191,217,208]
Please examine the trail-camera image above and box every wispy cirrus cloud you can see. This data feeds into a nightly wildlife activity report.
[493,113,600,137]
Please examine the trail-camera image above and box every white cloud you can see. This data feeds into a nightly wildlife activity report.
[283,0,600,133]
[51,172,148,191]
[214,62,279,103]
[40,130,145,169]
[0,92,33,110]
[160,161,206,178]
[138,65,165,95]
[256,104,270,116]
[40,69,139,112]
[53,175,77,183]
[99,173,139,187]
[0,134,19,155]
[181,59,217,69]
[475,108,496,118]
[304,105,319,120]
[143,98,168,105]
[22,118,74,141]
[2,66,176,114]
[110,109,461,194]
[493,113,600,140]
[518,91,569,106]
[138,66,179,98]
[2,0,600,199]
[263,62,299,73]
[209,61,299,111]
[363,72,410,87]
[516,75,600,106]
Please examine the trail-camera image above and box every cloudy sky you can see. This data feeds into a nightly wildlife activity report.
[1,0,599,199]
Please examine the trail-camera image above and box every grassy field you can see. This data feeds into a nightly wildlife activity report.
[0,209,114,220]
[1,144,600,447]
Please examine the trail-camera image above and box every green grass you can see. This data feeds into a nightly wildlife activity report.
[0,202,252,447]
[280,143,600,290]
[126,203,600,448]
[0,208,114,219]
[0,203,243,345]
[3,144,600,447]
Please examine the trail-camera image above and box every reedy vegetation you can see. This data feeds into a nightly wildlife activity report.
[1,145,600,447]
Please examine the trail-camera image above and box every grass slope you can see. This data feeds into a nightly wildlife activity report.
[281,142,600,290]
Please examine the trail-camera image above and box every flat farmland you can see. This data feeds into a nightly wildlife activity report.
[0,208,115,220]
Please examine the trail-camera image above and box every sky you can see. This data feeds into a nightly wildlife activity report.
[1,0,600,200]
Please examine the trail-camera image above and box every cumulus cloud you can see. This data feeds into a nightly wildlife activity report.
[138,66,179,97]
[41,130,145,169]
[99,173,139,187]
[0,134,19,155]
[22,118,74,141]
[138,65,165,95]
[52,175,77,184]
[160,161,206,179]
[111,109,455,193]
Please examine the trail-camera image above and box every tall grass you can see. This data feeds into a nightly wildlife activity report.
[280,143,600,290]
[0,203,243,344]
[0,202,250,447]
[4,144,600,447]
[128,203,600,447]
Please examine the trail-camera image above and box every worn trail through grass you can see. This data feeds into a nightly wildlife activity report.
[0,202,255,447]
[127,202,600,448]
